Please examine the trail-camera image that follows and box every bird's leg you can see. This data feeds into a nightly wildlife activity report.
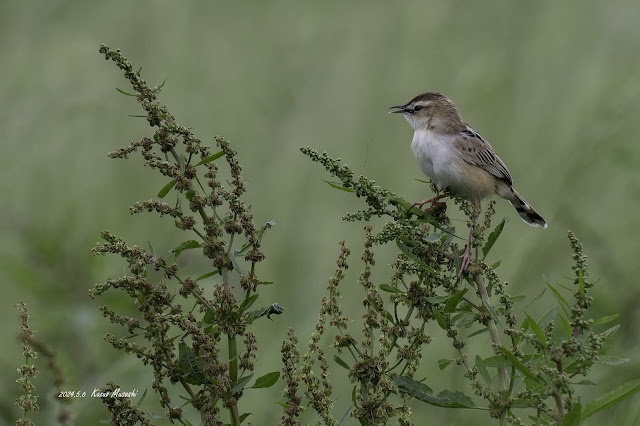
[457,210,480,280]
[457,224,474,280]
[411,194,447,215]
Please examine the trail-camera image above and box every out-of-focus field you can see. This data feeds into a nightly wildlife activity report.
[1,1,639,424]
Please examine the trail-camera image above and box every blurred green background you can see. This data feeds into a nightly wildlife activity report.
[2,1,640,424]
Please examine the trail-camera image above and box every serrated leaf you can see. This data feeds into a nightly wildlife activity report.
[379,284,403,293]
[525,312,548,347]
[433,308,448,330]
[394,377,478,409]
[250,371,280,389]
[323,180,355,192]
[482,217,507,259]
[195,270,219,281]
[396,238,436,274]
[231,374,254,394]
[116,87,137,96]
[238,294,259,314]
[178,342,207,385]
[596,356,630,366]
[438,359,454,370]
[582,378,640,419]
[195,150,225,166]
[158,179,177,198]
[334,356,350,370]
[445,288,468,313]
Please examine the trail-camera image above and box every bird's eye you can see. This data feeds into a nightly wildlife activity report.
[413,105,423,112]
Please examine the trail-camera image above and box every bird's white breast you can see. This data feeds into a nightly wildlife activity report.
[410,129,464,192]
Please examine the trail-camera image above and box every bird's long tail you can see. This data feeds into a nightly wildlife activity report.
[505,187,547,228]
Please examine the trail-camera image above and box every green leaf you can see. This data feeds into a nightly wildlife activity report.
[438,359,454,370]
[561,402,581,426]
[425,295,453,304]
[433,308,448,330]
[546,282,572,318]
[481,298,501,325]
[195,150,225,166]
[500,346,540,383]
[582,378,640,419]
[591,314,620,327]
[116,87,137,96]
[323,180,355,192]
[425,233,442,243]
[334,356,350,370]
[482,217,507,259]
[171,240,201,261]
[394,377,479,409]
[135,389,148,407]
[595,356,630,366]
[475,356,492,386]
[397,238,436,274]
[465,327,489,341]
[179,153,185,173]
[250,371,280,389]
[178,342,208,385]
[379,284,404,293]
[525,312,548,348]
[158,179,176,198]
[231,374,254,394]
[185,189,196,201]
[195,270,219,281]
[476,355,513,368]
[538,306,559,329]
[147,241,156,259]
[238,294,259,314]
[239,413,251,424]
[517,288,546,315]
[444,288,469,313]
[559,313,572,338]
[578,269,584,295]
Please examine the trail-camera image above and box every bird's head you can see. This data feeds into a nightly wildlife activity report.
[389,92,463,133]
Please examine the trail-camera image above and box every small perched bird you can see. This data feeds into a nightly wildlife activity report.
[390,92,547,274]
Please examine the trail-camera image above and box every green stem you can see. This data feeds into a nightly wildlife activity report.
[473,271,508,426]
[222,267,240,426]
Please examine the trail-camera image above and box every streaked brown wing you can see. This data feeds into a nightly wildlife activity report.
[453,130,513,185]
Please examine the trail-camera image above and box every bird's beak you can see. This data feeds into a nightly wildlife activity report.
[388,105,407,114]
